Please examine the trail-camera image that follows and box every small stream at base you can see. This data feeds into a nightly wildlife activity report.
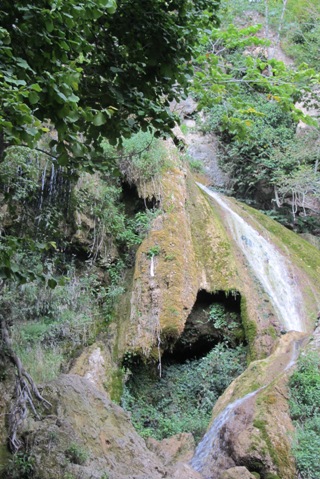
[190,337,302,478]
[190,388,264,474]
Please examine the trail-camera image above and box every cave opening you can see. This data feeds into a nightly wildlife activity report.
[121,181,159,217]
[162,289,244,364]
[121,289,247,442]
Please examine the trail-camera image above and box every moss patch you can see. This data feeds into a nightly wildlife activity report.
[109,368,125,404]
[241,296,258,361]
[187,177,239,290]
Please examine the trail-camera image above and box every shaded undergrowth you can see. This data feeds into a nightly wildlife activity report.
[122,342,246,442]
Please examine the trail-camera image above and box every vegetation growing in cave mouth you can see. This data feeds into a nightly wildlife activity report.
[122,295,247,442]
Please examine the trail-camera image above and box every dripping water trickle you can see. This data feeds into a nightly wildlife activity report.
[38,162,48,211]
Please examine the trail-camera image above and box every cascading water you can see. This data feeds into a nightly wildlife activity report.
[190,387,265,476]
[189,185,307,478]
[197,184,305,333]
[190,333,303,477]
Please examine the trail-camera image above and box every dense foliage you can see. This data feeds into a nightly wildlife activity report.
[289,350,320,479]
[122,341,246,441]
[202,92,296,197]
[0,0,220,169]
[0,133,164,381]
[190,0,320,232]
[220,0,320,70]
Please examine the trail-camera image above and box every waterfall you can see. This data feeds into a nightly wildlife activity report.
[190,387,264,476]
[198,184,305,333]
[190,336,303,477]
[189,184,307,478]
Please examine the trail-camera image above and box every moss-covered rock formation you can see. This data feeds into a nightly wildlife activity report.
[114,141,320,368]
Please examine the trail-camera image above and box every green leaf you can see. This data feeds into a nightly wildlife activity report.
[4,76,26,86]
[67,93,80,103]
[45,20,54,33]
[16,57,31,70]
[48,278,58,289]
[30,83,42,92]
[28,91,40,105]
[59,40,70,51]
[93,111,107,126]
[55,90,68,102]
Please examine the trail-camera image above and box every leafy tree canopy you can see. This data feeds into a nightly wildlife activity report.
[0,0,220,170]
[192,21,319,140]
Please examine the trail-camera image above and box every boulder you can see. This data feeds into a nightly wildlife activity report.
[220,466,257,479]
[146,432,195,466]
[21,374,166,479]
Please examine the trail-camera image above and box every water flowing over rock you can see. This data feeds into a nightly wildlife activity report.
[198,184,306,333]
[189,331,306,479]
[2,140,320,479]
[190,389,263,477]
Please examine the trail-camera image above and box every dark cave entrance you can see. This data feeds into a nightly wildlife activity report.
[121,182,159,217]
[121,289,247,442]
[162,289,244,363]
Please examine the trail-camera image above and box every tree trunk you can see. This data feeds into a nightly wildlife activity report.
[276,0,288,46]
[0,313,51,452]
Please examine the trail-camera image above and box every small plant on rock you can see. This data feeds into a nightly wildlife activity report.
[147,245,161,258]
[5,452,35,479]
[65,442,89,465]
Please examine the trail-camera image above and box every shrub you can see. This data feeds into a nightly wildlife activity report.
[289,350,320,479]
[122,343,246,441]
[119,130,168,183]
[4,452,34,479]
[65,443,89,465]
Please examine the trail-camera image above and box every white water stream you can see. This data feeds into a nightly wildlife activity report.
[198,184,305,333]
[189,185,307,477]
[150,255,155,277]
[190,387,264,474]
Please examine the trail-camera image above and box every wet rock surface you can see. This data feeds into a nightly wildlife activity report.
[190,333,305,479]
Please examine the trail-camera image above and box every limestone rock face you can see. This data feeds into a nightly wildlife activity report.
[23,374,166,479]
[173,463,204,479]
[122,146,243,358]
[220,466,257,479]
[120,144,281,361]
[146,433,205,479]
[146,433,195,466]
[69,343,111,395]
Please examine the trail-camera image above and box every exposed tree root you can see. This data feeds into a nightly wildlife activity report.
[0,316,51,452]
